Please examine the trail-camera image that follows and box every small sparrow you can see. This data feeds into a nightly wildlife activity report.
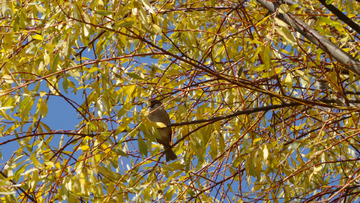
[148,100,177,161]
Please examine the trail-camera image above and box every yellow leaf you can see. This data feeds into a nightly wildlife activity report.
[4,34,13,48]
[35,4,46,13]
[3,75,13,84]
[79,172,86,187]
[279,4,289,13]
[314,165,322,172]
[81,145,90,151]
[39,91,47,97]
[138,6,149,27]
[155,122,167,128]
[263,45,271,70]
[119,27,127,44]
[32,35,43,41]
[284,73,293,89]
[117,117,132,132]
[40,100,48,117]
[44,161,55,168]
[152,24,162,34]
[274,17,288,27]
[118,19,135,27]
[30,153,40,167]
[140,0,155,14]
[263,145,269,160]
[277,27,296,45]
[88,67,99,73]
[253,138,262,143]
[0,106,13,111]
[44,51,50,65]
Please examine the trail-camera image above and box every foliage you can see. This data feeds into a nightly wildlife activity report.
[1,0,360,202]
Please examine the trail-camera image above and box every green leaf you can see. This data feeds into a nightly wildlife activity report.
[263,45,271,71]
[117,103,131,118]
[97,166,122,181]
[40,100,48,117]
[218,133,225,153]
[113,149,127,156]
[118,20,135,28]
[96,10,113,16]
[62,77,69,94]
[51,54,60,72]
[126,72,143,80]
[13,164,26,182]
[249,153,258,178]
[138,136,148,156]
[325,0,333,4]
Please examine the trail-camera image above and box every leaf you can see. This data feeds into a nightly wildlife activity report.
[35,4,46,13]
[117,117,132,132]
[40,122,51,132]
[88,67,99,73]
[166,171,183,183]
[113,149,127,156]
[318,17,341,28]
[263,144,269,160]
[2,75,13,84]
[51,54,60,72]
[140,0,155,14]
[32,35,43,40]
[346,0,354,13]
[40,100,48,117]
[0,106,13,111]
[59,135,64,149]
[284,73,293,89]
[44,51,50,65]
[126,72,143,80]
[138,136,147,156]
[0,191,16,195]
[277,27,296,45]
[62,78,69,94]
[14,164,26,182]
[325,0,333,4]
[218,133,225,153]
[152,24,162,34]
[4,33,13,48]
[274,17,287,27]
[154,122,167,128]
[119,27,127,45]
[249,153,258,178]
[117,103,131,118]
[44,161,55,168]
[138,6,149,27]
[118,20,135,28]
[263,45,271,71]
[81,145,90,151]
[96,10,113,16]
[97,166,122,181]
[30,153,40,167]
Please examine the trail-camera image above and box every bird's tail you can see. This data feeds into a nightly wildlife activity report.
[164,146,177,162]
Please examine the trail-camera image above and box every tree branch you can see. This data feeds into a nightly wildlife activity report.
[169,99,360,127]
[256,0,360,75]
[318,0,360,35]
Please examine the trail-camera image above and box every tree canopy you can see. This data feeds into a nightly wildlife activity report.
[1,0,360,202]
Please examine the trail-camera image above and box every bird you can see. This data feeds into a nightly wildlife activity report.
[148,99,177,161]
